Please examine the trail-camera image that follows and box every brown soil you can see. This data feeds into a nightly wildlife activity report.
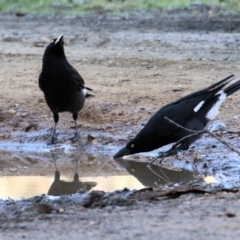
[1,5,240,239]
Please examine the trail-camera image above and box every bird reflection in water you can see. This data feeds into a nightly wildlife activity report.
[114,158,209,189]
[48,155,96,196]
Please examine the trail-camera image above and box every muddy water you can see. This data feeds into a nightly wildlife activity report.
[0,158,204,199]
[1,132,240,199]
[0,175,144,199]
[0,140,201,199]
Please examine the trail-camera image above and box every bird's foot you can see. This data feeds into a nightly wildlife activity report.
[157,151,168,158]
[47,136,57,145]
[70,133,79,143]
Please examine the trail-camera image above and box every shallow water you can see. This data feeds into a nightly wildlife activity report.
[0,175,144,199]
[0,150,216,199]
[0,161,203,199]
[1,132,240,199]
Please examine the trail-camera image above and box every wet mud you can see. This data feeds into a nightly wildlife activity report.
[1,4,240,239]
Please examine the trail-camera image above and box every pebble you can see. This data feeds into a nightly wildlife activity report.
[21,112,29,117]
[8,109,16,114]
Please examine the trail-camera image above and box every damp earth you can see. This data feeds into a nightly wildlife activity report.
[1,5,240,239]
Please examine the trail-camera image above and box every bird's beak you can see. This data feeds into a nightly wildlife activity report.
[55,34,64,44]
[113,146,131,159]
[113,158,130,169]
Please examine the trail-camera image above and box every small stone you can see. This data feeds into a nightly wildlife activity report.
[21,112,28,117]
[87,134,96,141]
[59,208,64,213]
[8,109,16,114]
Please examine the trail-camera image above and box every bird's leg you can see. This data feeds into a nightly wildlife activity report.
[48,123,57,145]
[148,151,168,166]
[148,142,187,166]
[48,112,59,145]
[70,112,79,142]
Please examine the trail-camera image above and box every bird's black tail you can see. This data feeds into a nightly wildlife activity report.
[224,79,240,96]
[179,74,235,103]
[207,74,235,92]
[86,93,95,98]
[85,86,95,98]
[86,87,93,91]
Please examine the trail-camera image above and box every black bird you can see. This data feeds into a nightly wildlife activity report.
[39,34,93,144]
[114,74,240,159]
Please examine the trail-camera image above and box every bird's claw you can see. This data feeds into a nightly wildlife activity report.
[47,136,57,145]
[70,133,79,143]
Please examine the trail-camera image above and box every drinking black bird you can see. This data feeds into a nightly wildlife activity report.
[114,74,240,159]
[39,35,93,144]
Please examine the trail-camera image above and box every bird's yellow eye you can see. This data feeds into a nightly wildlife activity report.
[130,144,134,148]
[51,40,54,43]
[131,169,135,173]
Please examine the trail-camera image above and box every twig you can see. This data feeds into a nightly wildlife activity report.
[165,117,206,134]
[206,130,240,155]
[147,164,170,183]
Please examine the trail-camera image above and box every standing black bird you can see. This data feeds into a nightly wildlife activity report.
[114,74,240,159]
[39,35,93,144]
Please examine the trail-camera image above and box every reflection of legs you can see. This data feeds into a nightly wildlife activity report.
[51,152,60,181]
[73,156,79,182]
[52,153,58,172]
[48,112,59,145]
[71,112,79,142]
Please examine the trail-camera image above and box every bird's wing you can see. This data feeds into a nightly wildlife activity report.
[143,75,235,137]
[68,65,94,92]
[68,65,86,90]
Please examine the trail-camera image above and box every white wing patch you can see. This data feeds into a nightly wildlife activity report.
[82,88,87,96]
[194,100,205,112]
[206,90,227,120]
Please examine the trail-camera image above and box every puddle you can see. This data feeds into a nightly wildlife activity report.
[0,156,221,199]
[1,132,240,199]
[0,152,219,199]
[0,175,144,199]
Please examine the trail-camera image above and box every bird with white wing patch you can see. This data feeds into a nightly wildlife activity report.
[114,74,240,160]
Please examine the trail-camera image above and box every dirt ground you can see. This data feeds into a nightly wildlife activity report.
[1,4,240,239]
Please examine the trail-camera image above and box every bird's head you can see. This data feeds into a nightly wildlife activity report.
[113,126,161,159]
[113,138,145,159]
[43,34,65,58]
